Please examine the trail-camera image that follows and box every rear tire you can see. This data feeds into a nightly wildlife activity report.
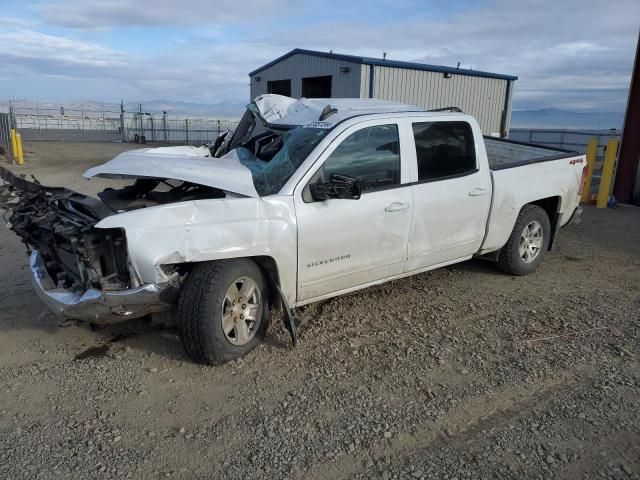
[497,205,550,276]
[177,259,270,365]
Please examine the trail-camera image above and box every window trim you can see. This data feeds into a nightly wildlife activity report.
[411,120,478,183]
[410,167,480,186]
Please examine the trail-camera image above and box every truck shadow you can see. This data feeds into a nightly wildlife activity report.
[448,258,504,275]
[80,318,189,362]
[0,258,502,364]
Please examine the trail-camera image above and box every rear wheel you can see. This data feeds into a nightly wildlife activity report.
[177,259,270,365]
[497,205,550,275]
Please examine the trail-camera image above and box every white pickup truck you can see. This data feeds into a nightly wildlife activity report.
[0,95,586,364]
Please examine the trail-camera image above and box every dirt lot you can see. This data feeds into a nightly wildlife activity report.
[1,142,640,480]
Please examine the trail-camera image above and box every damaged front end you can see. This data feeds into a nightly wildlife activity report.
[0,166,178,323]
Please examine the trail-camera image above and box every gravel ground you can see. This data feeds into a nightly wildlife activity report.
[1,142,639,480]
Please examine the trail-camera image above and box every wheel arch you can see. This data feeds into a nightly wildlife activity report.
[527,196,562,250]
[251,255,283,309]
[166,255,284,309]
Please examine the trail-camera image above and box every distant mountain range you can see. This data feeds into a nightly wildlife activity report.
[4,99,625,129]
[122,100,247,116]
[511,108,624,130]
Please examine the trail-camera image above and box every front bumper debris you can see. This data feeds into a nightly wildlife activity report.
[30,250,177,324]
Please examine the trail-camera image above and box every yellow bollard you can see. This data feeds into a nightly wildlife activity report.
[10,128,18,158]
[581,138,597,203]
[15,133,24,165]
[596,138,619,208]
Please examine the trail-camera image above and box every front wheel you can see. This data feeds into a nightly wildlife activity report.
[497,205,550,275]
[177,259,270,365]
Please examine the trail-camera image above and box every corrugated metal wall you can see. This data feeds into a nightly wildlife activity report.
[371,65,511,134]
[250,53,514,134]
[250,54,362,99]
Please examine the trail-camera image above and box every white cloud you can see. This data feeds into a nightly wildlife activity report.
[0,29,128,70]
[38,0,300,29]
[260,0,639,110]
[1,0,637,111]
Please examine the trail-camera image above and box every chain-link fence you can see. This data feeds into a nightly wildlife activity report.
[124,111,240,144]
[0,103,15,163]
[509,128,622,197]
[6,100,241,145]
[509,128,621,160]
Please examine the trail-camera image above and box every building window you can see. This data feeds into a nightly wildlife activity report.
[412,122,476,181]
[302,75,332,98]
[323,125,400,192]
[267,79,292,96]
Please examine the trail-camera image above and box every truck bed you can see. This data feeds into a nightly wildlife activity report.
[478,137,586,256]
[484,136,578,170]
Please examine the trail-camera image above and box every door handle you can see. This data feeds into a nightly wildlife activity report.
[385,202,410,212]
[468,187,488,196]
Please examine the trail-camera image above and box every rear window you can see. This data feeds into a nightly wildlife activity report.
[412,122,476,181]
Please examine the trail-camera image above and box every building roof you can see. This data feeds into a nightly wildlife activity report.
[248,48,518,81]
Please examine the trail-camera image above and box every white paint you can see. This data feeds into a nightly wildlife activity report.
[253,94,424,128]
[84,147,260,197]
[87,103,583,309]
[293,117,415,301]
[95,195,299,305]
[401,118,493,270]
[138,145,212,157]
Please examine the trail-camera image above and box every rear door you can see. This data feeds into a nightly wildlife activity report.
[294,120,414,303]
[406,120,492,271]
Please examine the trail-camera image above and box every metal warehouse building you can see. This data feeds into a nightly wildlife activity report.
[249,48,518,135]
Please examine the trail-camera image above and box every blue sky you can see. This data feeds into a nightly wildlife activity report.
[0,0,638,112]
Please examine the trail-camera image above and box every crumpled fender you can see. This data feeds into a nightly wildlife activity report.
[95,195,298,305]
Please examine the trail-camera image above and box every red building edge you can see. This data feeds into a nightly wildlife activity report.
[613,31,640,205]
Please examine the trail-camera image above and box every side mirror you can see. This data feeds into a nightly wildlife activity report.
[309,173,361,201]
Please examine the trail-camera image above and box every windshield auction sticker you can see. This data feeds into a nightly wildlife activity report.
[303,121,334,129]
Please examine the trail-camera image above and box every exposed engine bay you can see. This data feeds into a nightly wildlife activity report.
[0,166,225,293]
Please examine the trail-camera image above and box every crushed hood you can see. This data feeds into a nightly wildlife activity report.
[83,147,259,197]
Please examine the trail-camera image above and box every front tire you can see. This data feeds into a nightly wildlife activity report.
[177,259,270,365]
[497,205,550,276]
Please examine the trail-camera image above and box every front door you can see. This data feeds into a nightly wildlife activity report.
[295,122,413,302]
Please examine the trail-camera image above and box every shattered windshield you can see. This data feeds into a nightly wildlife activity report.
[238,127,329,196]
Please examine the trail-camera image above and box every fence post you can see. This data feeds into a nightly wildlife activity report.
[163,112,168,142]
[185,119,189,144]
[581,138,598,203]
[0,114,14,163]
[138,104,143,139]
[120,100,126,142]
[10,128,18,158]
[596,138,619,208]
[15,132,24,165]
